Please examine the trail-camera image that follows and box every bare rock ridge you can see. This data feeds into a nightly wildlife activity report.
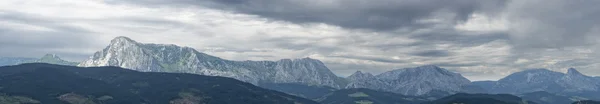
[346,65,475,96]
[483,68,600,94]
[78,36,345,88]
[78,36,486,96]
[346,71,375,81]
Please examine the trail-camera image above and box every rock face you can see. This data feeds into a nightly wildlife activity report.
[78,36,345,88]
[556,68,600,92]
[345,71,389,92]
[346,71,375,82]
[491,69,565,94]
[346,65,473,96]
[487,68,600,94]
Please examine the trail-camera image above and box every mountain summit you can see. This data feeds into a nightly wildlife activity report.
[346,65,474,96]
[346,71,375,82]
[487,68,600,95]
[567,68,583,76]
[78,36,345,88]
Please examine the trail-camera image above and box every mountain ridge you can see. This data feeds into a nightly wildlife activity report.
[0,54,77,66]
[78,36,346,88]
[345,65,477,96]
[474,68,600,101]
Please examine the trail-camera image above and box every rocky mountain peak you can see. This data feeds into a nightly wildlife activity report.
[490,68,600,94]
[567,68,583,76]
[350,71,366,76]
[111,36,136,43]
[527,68,556,73]
[347,71,374,81]
[498,68,563,83]
[350,65,473,96]
[276,57,326,66]
[417,65,441,69]
[109,36,139,47]
[41,54,60,60]
[295,57,321,62]
[414,65,453,74]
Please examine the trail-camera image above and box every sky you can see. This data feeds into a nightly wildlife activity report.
[1,0,599,81]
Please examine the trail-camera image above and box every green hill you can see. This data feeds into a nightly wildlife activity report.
[0,63,317,104]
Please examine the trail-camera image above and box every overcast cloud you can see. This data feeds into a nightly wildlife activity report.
[0,0,599,81]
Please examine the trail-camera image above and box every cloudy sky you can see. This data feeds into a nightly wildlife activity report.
[1,0,599,81]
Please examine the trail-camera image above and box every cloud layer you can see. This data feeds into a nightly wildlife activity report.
[108,0,506,31]
[0,0,599,81]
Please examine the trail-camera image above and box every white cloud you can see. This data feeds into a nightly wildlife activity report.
[454,14,508,32]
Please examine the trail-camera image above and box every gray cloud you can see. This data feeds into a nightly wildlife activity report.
[408,31,509,47]
[260,37,318,51]
[0,9,193,61]
[0,11,99,60]
[432,62,481,68]
[506,0,600,49]
[410,50,452,57]
[105,0,507,31]
[329,54,406,64]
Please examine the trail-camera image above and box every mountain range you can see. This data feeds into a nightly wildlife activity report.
[6,63,585,104]
[0,54,77,66]
[78,36,347,88]
[345,65,485,96]
[473,68,600,100]
[2,36,600,103]
[77,36,489,97]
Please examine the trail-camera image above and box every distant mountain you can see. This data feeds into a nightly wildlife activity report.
[0,57,36,66]
[472,81,496,91]
[346,71,375,82]
[491,69,565,94]
[344,71,389,91]
[33,54,79,66]
[486,68,600,95]
[318,88,428,104]
[346,65,480,96]
[557,68,600,92]
[519,91,582,104]
[78,36,346,88]
[423,93,538,104]
[0,54,77,66]
[0,63,318,104]
[573,100,600,104]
